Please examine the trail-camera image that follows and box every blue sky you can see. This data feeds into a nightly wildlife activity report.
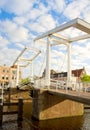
[0,0,90,77]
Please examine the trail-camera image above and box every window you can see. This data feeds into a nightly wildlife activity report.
[3,70,5,72]
[12,76,14,79]
[61,74,64,77]
[6,77,8,80]
[51,75,54,78]
[7,70,9,73]
[12,71,16,74]
[72,74,74,77]
[2,76,4,79]
[58,74,61,78]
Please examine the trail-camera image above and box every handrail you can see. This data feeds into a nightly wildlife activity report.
[34,78,90,94]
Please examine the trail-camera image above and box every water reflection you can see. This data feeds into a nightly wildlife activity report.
[24,102,90,130]
[29,116,84,130]
[1,101,90,130]
[17,121,22,130]
[1,112,90,130]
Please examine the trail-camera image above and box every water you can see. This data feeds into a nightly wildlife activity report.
[1,103,90,130]
[26,111,90,130]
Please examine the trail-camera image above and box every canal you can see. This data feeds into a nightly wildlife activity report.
[1,102,90,130]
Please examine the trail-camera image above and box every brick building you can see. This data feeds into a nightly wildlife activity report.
[0,64,22,88]
[42,67,86,82]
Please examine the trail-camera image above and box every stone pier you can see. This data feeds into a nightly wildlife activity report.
[32,89,84,120]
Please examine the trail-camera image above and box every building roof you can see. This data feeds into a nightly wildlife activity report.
[11,65,17,68]
[51,69,56,74]
[72,68,86,77]
[51,67,86,78]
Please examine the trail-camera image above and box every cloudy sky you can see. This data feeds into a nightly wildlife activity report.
[0,0,90,77]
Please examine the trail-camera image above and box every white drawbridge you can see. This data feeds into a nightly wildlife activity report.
[13,47,41,87]
[34,18,90,89]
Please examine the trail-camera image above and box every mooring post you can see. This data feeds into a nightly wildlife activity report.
[8,87,11,104]
[18,97,23,121]
[0,98,3,127]
[17,120,22,129]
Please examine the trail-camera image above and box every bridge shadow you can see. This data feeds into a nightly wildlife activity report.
[33,89,67,111]
[32,116,83,130]
[44,91,66,110]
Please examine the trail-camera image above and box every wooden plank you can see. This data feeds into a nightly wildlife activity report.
[3,102,18,106]
[3,111,18,115]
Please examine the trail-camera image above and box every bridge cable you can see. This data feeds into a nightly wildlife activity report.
[38,51,46,77]
[56,48,67,82]
[57,48,67,73]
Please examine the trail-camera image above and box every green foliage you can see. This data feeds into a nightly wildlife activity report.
[21,77,30,85]
[81,74,90,82]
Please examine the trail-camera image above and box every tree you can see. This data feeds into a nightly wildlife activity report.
[81,74,90,82]
[21,77,30,85]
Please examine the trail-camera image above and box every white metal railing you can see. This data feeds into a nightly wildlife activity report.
[34,78,46,88]
[34,79,90,95]
[51,80,90,95]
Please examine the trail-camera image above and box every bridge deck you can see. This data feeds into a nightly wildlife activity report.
[48,89,90,105]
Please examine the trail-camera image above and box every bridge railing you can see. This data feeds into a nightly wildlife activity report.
[34,78,65,89]
[34,78,46,88]
[34,78,90,94]
[50,80,90,95]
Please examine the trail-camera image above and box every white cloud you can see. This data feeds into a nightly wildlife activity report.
[10,26,29,42]
[29,22,45,34]
[1,0,36,16]
[72,41,90,60]
[0,0,6,7]
[82,6,90,22]
[13,16,28,26]
[38,14,57,29]
[0,47,20,66]
[0,36,9,48]
[29,2,49,19]
[0,20,29,43]
[71,40,90,74]
[63,0,90,19]
[13,2,50,26]
[47,0,66,13]
[29,14,57,34]
[54,0,66,12]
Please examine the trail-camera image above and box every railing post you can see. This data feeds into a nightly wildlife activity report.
[0,98,3,127]
[56,81,58,91]
[78,82,81,96]
[18,98,23,121]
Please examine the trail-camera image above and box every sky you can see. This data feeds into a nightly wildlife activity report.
[0,0,90,78]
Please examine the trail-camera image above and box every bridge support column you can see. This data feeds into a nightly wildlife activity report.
[32,89,84,120]
[45,36,51,88]
[67,43,72,88]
